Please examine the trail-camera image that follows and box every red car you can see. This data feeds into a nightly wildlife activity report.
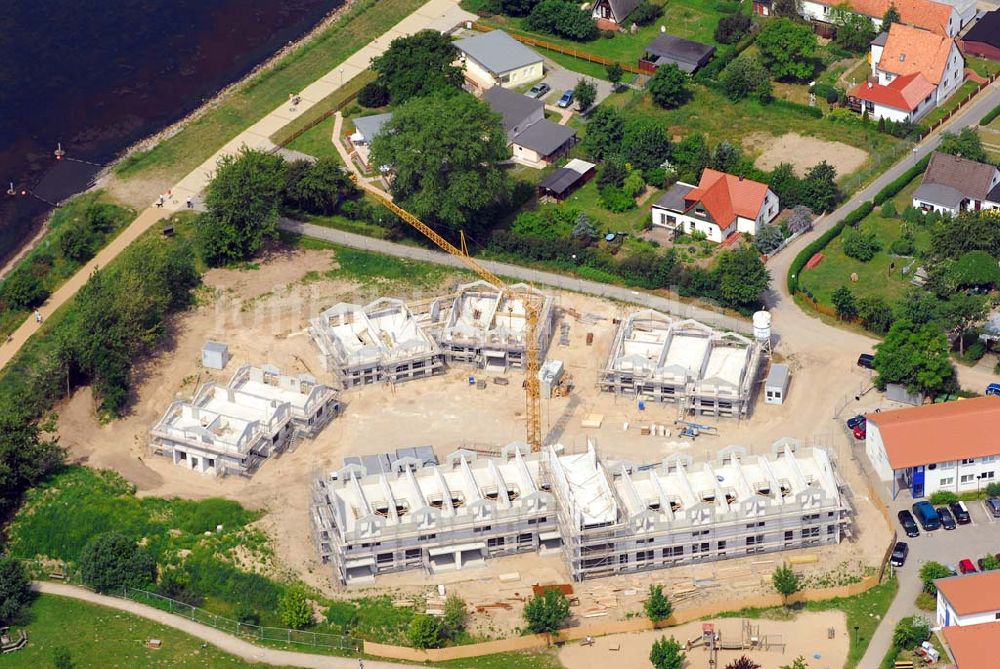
[852,424,867,440]
[959,559,977,574]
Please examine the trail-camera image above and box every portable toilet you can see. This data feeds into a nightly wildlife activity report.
[764,363,789,405]
[202,341,230,370]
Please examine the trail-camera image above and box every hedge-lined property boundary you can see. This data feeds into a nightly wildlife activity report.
[873,155,930,205]
[787,201,873,293]
[982,103,1000,127]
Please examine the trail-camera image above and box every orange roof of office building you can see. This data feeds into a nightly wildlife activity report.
[878,23,955,84]
[811,0,954,35]
[936,571,1000,615]
[847,71,936,111]
[943,621,1000,668]
[684,169,769,226]
[865,396,1000,469]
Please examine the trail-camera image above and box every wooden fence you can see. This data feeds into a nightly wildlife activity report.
[471,22,642,74]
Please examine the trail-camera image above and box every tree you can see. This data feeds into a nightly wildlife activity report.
[788,205,813,233]
[582,106,625,160]
[720,57,773,102]
[0,557,29,624]
[283,158,357,216]
[873,319,955,395]
[772,563,800,603]
[857,295,894,334]
[768,163,802,208]
[53,646,75,669]
[939,292,987,355]
[574,78,597,112]
[443,594,468,639]
[628,1,664,25]
[621,118,671,171]
[832,286,858,320]
[711,141,744,174]
[896,289,943,325]
[650,635,685,669]
[781,658,809,669]
[831,5,875,52]
[526,0,598,40]
[493,0,541,16]
[882,4,901,27]
[523,588,571,635]
[801,161,839,213]
[771,0,800,17]
[726,658,762,669]
[715,13,753,44]
[2,269,49,310]
[606,62,623,87]
[672,133,710,182]
[278,588,313,630]
[716,247,770,311]
[754,225,785,254]
[79,532,157,593]
[949,250,1000,290]
[58,221,96,263]
[407,614,444,648]
[598,157,628,189]
[757,19,817,81]
[371,93,512,231]
[572,212,598,241]
[644,584,673,623]
[938,128,987,163]
[919,561,952,594]
[358,81,390,108]
[648,64,691,109]
[892,616,930,650]
[199,147,286,266]
[371,30,462,103]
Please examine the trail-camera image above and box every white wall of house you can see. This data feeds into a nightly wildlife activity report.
[650,206,732,243]
[511,143,545,167]
[921,455,1000,496]
[738,189,779,235]
[462,57,543,89]
[912,197,960,215]
[802,1,960,36]
[913,168,1000,214]
[864,424,895,482]
[937,592,1000,627]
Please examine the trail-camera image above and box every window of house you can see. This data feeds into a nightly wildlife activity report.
[962,458,975,465]
[940,477,954,486]
[405,548,421,560]
[961,474,974,484]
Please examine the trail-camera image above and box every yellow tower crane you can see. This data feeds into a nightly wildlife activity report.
[351,178,543,451]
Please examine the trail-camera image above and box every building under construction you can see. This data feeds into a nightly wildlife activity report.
[150,365,340,476]
[599,310,763,417]
[311,438,849,584]
[433,280,555,371]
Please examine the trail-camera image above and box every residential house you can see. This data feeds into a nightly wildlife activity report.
[483,86,577,168]
[454,30,543,90]
[912,151,1000,215]
[936,571,1000,627]
[799,0,969,37]
[650,169,779,243]
[349,112,392,170]
[864,396,1000,498]
[942,621,1000,668]
[847,23,963,122]
[591,0,641,29]
[962,9,1000,61]
[639,34,716,74]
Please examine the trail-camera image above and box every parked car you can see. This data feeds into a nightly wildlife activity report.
[898,510,920,537]
[986,383,1000,396]
[852,423,867,440]
[937,506,956,530]
[950,500,972,525]
[846,415,866,430]
[987,498,1000,518]
[526,83,550,99]
[912,501,941,531]
[959,558,977,574]
[890,541,909,567]
[557,90,574,108]
[857,353,875,369]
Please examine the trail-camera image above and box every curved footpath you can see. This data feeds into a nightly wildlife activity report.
[32,581,409,668]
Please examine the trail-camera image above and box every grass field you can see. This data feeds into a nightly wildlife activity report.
[113,0,426,183]
[0,594,286,669]
[921,80,980,128]
[966,56,1000,80]
[285,115,339,162]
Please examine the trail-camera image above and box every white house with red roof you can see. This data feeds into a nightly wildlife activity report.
[798,0,969,37]
[650,170,779,244]
[847,23,963,123]
[936,571,1000,627]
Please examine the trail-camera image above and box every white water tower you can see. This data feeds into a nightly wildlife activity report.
[753,310,772,355]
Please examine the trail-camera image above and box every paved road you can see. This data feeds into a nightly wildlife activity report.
[279,218,751,332]
[33,581,409,668]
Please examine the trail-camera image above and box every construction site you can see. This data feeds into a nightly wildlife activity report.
[599,310,764,418]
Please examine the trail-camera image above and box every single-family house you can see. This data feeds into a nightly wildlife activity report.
[912,151,1000,215]
[799,0,968,37]
[650,169,779,243]
[936,571,1000,627]
[639,35,716,74]
[483,86,577,167]
[538,159,596,200]
[591,0,641,29]
[864,396,1000,498]
[350,112,393,170]
[454,30,543,90]
[847,23,963,122]
[942,621,1000,668]
[962,9,1000,61]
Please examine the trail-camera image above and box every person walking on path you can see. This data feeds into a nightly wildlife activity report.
[34,310,42,324]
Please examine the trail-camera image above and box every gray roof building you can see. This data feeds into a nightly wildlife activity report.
[871,31,888,47]
[454,30,543,77]
[591,0,642,24]
[652,182,696,212]
[483,86,543,134]
[913,151,1000,210]
[643,35,716,73]
[512,120,576,156]
[352,113,393,144]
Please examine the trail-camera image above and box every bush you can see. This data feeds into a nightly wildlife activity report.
[357,81,390,108]
[889,232,914,256]
[982,103,1000,126]
[880,201,897,218]
[720,57,772,102]
[919,562,952,594]
[0,557,30,624]
[526,0,598,40]
[928,491,958,505]
[80,532,157,593]
[2,270,49,310]
[985,482,1000,497]
[842,229,882,261]
[644,167,667,187]
[523,588,571,634]
[892,616,929,650]
[278,588,312,630]
[600,187,636,212]
[874,155,930,205]
[714,13,752,44]
[648,64,691,109]
[235,603,261,626]
[628,1,663,25]
[407,614,443,648]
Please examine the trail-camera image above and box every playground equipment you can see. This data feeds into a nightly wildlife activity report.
[674,420,719,439]
[685,620,786,666]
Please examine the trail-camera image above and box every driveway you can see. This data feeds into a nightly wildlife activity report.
[537,57,614,109]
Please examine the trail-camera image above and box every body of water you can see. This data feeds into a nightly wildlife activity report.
[0,0,343,267]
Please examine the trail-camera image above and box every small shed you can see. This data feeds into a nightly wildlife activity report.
[201,341,230,370]
[537,159,595,200]
[886,383,924,407]
[539,360,565,399]
[764,363,789,405]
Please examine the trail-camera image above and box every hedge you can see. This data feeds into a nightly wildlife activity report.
[787,201,873,293]
[981,103,1000,127]
[872,154,930,205]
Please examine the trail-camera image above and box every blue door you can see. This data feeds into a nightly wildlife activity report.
[912,466,925,498]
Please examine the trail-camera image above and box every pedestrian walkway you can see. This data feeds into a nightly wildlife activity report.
[0,0,474,373]
[32,581,408,668]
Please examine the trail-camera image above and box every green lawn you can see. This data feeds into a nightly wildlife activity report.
[798,180,930,307]
[285,115,339,162]
[114,0,426,182]
[967,56,1000,79]
[437,650,563,669]
[545,177,660,236]
[921,80,980,127]
[0,594,287,668]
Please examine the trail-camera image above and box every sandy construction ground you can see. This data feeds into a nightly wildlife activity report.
[559,611,847,669]
[54,246,891,637]
[745,132,869,177]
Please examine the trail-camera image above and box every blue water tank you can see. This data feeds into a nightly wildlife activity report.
[638,400,645,411]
